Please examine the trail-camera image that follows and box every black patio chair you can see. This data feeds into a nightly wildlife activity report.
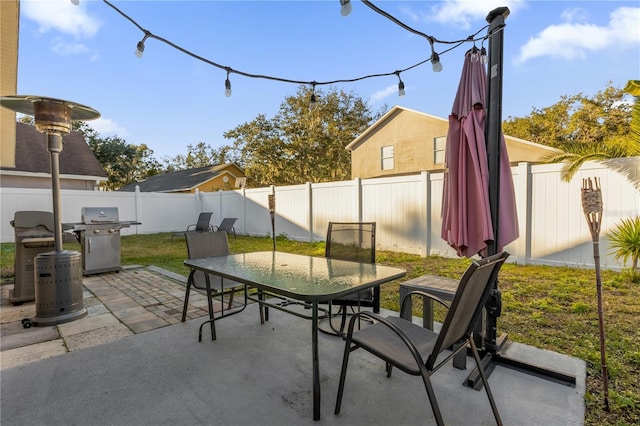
[181,231,248,341]
[171,212,213,241]
[319,222,377,336]
[213,217,237,238]
[335,251,509,426]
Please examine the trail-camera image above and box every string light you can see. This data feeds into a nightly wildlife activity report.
[225,68,232,97]
[395,72,405,97]
[70,0,79,5]
[340,0,352,17]
[310,83,317,104]
[135,31,150,59]
[101,0,492,102]
[428,37,443,72]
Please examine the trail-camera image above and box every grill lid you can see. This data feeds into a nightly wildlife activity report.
[81,207,119,224]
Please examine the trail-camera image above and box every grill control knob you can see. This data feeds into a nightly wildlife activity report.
[93,229,100,235]
[108,229,115,234]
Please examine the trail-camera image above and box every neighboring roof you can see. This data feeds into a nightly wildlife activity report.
[119,164,243,192]
[0,121,107,178]
[346,105,559,155]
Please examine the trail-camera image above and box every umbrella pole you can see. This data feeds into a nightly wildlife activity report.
[581,177,610,411]
[464,7,577,390]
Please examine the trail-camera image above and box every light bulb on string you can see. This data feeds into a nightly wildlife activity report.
[428,37,443,73]
[135,32,150,59]
[340,0,352,16]
[396,72,405,97]
[431,52,443,72]
[309,83,317,109]
[480,46,488,64]
[225,69,232,97]
[70,0,79,5]
[470,45,479,62]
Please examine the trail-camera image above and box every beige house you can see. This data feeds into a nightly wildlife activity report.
[347,106,559,179]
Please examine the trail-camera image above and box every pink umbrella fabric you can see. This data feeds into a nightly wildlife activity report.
[441,50,519,258]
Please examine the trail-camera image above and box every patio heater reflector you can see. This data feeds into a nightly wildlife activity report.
[1,95,100,326]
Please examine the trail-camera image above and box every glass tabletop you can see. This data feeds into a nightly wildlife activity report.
[184,251,406,302]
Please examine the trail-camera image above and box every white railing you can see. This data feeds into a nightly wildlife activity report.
[2,158,639,270]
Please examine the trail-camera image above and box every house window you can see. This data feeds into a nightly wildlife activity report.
[434,136,446,165]
[381,145,394,170]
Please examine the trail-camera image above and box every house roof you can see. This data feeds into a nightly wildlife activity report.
[0,121,107,179]
[119,164,243,192]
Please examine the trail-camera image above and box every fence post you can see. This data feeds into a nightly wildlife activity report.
[421,171,430,257]
[515,162,531,265]
[307,182,313,242]
[354,177,362,222]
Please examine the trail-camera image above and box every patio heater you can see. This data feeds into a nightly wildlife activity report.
[1,95,100,326]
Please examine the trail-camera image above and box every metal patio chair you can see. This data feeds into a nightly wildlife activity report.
[335,251,509,426]
[213,217,237,238]
[319,222,377,336]
[171,212,214,241]
[181,231,248,341]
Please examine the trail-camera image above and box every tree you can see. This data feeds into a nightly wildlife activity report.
[162,142,233,172]
[72,123,161,190]
[222,86,382,187]
[503,83,636,183]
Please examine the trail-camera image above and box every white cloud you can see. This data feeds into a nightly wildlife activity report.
[91,118,128,138]
[517,7,640,63]
[51,39,90,56]
[22,0,101,38]
[401,0,525,30]
[369,84,398,104]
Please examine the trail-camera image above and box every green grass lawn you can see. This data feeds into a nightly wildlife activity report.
[1,232,638,425]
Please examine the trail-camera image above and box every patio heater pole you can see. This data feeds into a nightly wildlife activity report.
[269,193,276,251]
[0,95,100,326]
[581,177,610,411]
[464,9,578,389]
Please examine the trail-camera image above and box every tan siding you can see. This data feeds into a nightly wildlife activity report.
[350,106,558,179]
[1,0,19,168]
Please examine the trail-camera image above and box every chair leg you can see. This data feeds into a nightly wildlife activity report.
[420,373,445,426]
[181,271,194,322]
[334,336,353,415]
[470,337,503,425]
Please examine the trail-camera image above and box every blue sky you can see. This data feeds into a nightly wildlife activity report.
[16,0,640,161]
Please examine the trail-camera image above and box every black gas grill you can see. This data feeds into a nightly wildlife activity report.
[68,207,140,275]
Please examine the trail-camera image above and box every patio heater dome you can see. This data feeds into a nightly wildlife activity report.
[1,95,100,326]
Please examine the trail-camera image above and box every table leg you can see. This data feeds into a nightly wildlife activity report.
[312,301,320,421]
[205,274,216,341]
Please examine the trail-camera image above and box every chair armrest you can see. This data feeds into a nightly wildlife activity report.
[186,224,196,231]
[399,290,451,319]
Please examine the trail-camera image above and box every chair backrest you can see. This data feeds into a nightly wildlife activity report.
[194,212,213,231]
[325,222,376,264]
[426,251,509,370]
[217,217,237,232]
[185,231,230,287]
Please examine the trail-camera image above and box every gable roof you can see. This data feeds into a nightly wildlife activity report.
[0,121,107,178]
[119,164,243,192]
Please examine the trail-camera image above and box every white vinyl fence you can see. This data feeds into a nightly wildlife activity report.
[2,158,639,271]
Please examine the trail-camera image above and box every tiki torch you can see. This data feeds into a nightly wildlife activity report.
[268,194,276,251]
[581,177,610,411]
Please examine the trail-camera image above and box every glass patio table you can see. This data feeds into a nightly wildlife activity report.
[184,251,406,421]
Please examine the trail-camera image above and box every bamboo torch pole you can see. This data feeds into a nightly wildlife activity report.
[269,194,276,251]
[581,177,610,411]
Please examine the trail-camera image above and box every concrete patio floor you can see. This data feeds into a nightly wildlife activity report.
[1,266,586,425]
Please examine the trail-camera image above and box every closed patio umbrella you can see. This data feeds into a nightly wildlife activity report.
[441,48,518,258]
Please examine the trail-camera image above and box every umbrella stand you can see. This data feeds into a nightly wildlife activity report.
[581,177,610,411]
[462,8,577,390]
